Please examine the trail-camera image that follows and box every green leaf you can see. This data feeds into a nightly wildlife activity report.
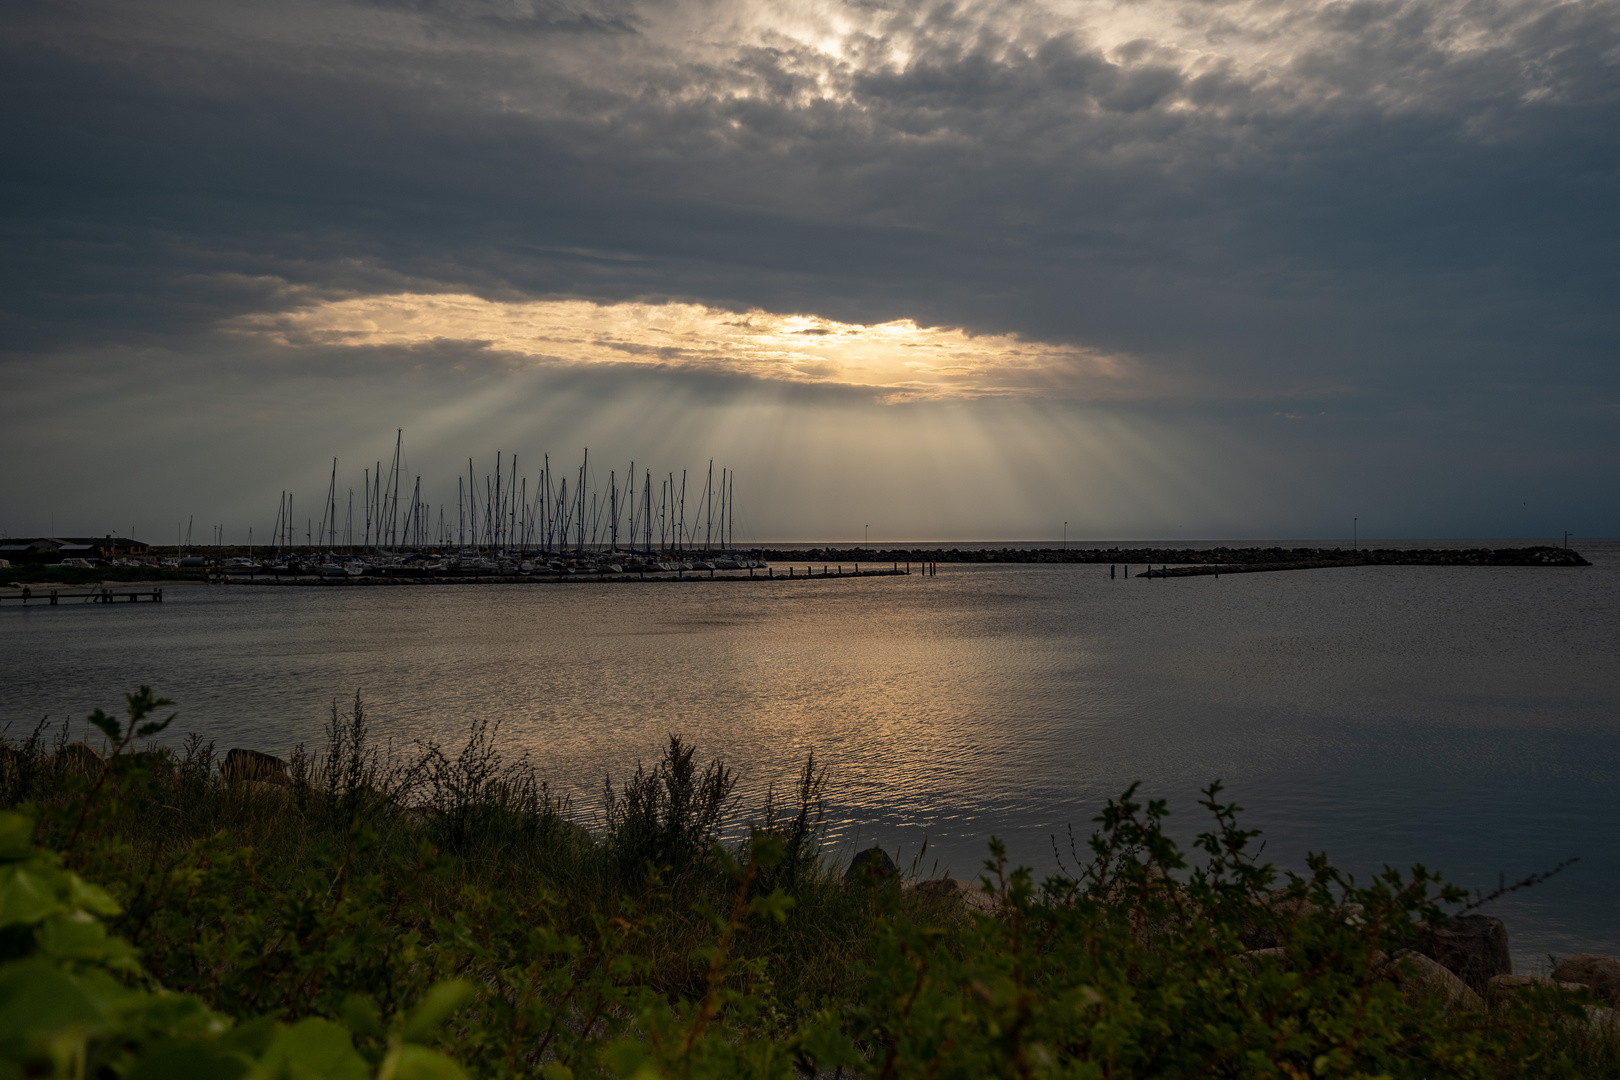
[402,981,473,1044]
[35,912,138,969]
[0,816,33,863]
[127,1043,253,1080]
[0,959,107,1052]
[87,709,122,744]
[257,1018,368,1080]
[66,874,122,918]
[388,1044,468,1080]
[136,714,177,739]
[217,1015,279,1058]
[0,864,70,927]
[132,994,229,1041]
[339,995,384,1041]
[596,1039,657,1080]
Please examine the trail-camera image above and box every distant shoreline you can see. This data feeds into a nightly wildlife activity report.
[2,546,1588,593]
[760,544,1591,568]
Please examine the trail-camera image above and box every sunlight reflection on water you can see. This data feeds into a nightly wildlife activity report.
[3,541,1617,968]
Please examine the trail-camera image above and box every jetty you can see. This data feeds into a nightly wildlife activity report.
[758,545,1590,572]
[243,562,927,586]
[0,586,164,606]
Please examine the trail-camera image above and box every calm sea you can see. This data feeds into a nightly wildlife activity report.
[4,539,1617,970]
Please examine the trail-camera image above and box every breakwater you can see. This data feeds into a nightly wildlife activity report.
[243,564,916,585]
[761,544,1590,569]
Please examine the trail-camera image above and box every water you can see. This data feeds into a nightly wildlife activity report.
[4,541,1617,970]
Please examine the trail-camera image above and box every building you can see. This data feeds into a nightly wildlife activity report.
[0,536,152,564]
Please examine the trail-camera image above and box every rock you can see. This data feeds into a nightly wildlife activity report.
[1416,914,1511,984]
[1238,947,1289,971]
[909,877,999,916]
[845,846,898,884]
[1239,892,1315,950]
[1388,949,1486,1014]
[114,749,175,778]
[1586,1006,1620,1039]
[1551,955,1620,1005]
[221,748,291,786]
[1485,974,1586,1007]
[910,877,961,901]
[53,742,105,777]
[240,779,291,799]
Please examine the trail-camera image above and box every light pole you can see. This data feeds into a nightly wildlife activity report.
[1063,521,1068,550]
[1353,517,1358,552]
[865,524,869,545]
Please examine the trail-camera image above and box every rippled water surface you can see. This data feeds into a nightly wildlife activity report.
[5,541,1618,968]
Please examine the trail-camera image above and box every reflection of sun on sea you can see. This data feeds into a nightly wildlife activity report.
[227,294,1141,401]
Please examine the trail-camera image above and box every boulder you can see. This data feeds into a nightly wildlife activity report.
[1238,947,1289,971]
[114,749,175,778]
[1416,914,1511,984]
[1586,1006,1620,1039]
[240,779,291,799]
[1388,949,1486,1014]
[1551,955,1620,1005]
[845,846,898,884]
[1239,892,1315,950]
[1485,974,1585,1007]
[53,742,105,777]
[909,877,999,916]
[221,748,291,787]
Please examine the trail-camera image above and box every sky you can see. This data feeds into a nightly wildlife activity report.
[1,0,1617,543]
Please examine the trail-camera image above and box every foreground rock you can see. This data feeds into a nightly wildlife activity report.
[845,847,898,884]
[1416,914,1511,984]
[221,748,291,787]
[1388,949,1486,1014]
[53,742,104,777]
[1552,955,1620,1004]
[908,877,999,916]
[1486,975,1586,1006]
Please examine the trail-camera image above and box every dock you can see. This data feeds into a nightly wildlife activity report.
[0,586,164,606]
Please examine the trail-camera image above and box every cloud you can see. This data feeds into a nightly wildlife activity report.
[0,0,1617,535]
[227,292,1144,400]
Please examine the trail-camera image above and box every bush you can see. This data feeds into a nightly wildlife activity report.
[1,688,1616,1078]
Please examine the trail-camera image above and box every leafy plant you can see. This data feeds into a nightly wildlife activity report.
[2,690,1615,1079]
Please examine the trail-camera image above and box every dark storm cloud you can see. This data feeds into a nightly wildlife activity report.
[3,0,1615,385]
[1,0,1618,537]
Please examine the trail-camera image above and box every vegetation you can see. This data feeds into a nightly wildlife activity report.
[1,688,1615,1078]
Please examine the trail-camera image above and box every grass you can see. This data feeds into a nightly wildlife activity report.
[2,688,1617,1078]
[2,691,888,1012]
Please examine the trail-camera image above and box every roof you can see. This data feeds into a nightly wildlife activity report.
[0,536,150,549]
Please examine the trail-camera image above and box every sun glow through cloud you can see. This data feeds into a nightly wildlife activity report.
[228,294,1142,401]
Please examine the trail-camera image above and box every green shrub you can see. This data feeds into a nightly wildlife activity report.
[2,688,1616,1078]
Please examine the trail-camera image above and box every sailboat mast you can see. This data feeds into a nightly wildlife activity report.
[388,430,402,552]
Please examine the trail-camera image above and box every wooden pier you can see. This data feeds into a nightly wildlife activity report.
[0,586,164,606]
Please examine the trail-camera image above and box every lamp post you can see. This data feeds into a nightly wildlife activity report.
[1353,517,1358,552]
[1063,521,1068,550]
